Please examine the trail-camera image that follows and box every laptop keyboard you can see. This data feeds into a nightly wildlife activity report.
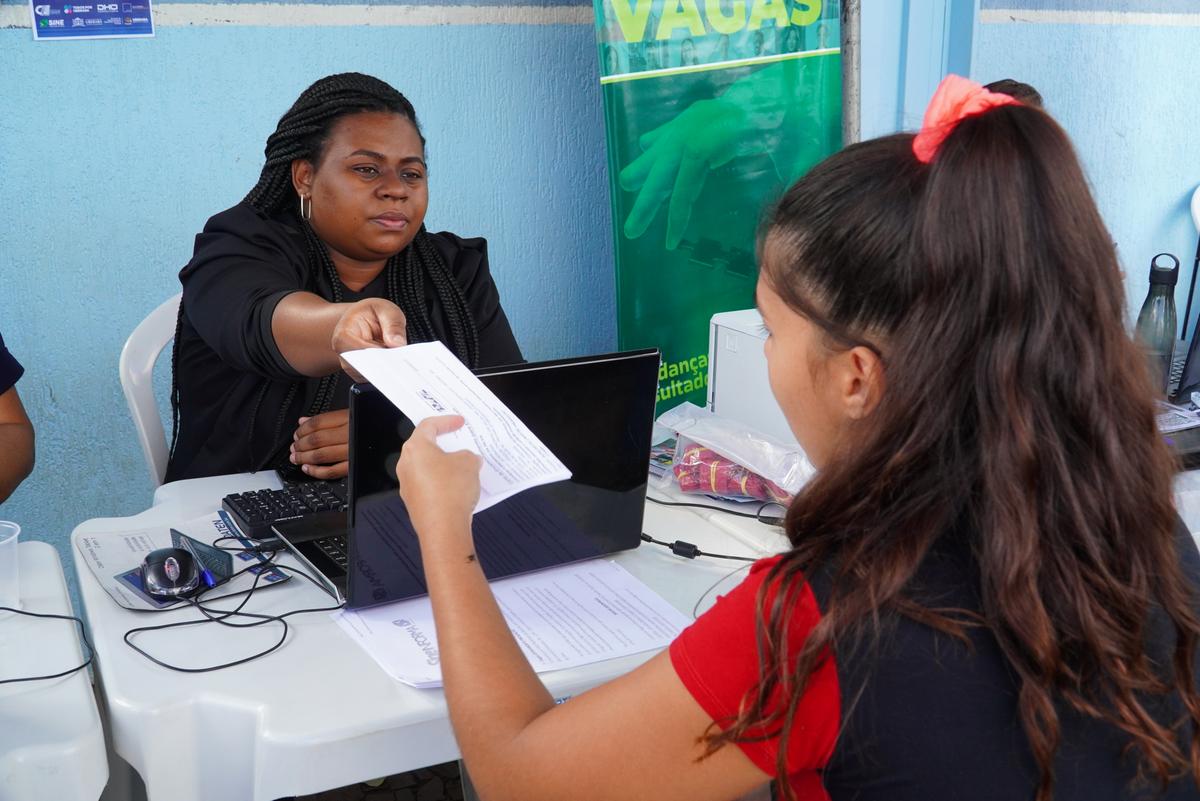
[1171,352,1186,387]
[222,480,348,540]
[1167,351,1194,400]
[315,535,350,569]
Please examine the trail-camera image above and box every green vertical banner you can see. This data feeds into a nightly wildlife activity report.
[596,0,841,410]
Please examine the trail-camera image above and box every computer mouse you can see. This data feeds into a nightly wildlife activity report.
[140,547,201,599]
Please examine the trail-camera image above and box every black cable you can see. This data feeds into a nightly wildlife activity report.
[122,557,344,674]
[690,563,754,620]
[639,532,757,563]
[124,607,289,673]
[646,495,786,526]
[213,534,283,554]
[0,607,94,685]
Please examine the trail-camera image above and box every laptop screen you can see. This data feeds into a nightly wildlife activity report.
[1175,336,1200,402]
[344,349,660,608]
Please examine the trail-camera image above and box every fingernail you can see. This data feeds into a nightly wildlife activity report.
[289,454,296,464]
[301,464,310,474]
[299,416,310,423]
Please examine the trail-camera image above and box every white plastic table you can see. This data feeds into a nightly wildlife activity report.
[0,541,108,801]
[71,473,778,801]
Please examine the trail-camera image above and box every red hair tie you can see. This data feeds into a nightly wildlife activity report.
[912,74,1023,164]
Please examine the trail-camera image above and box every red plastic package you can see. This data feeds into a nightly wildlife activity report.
[672,445,791,503]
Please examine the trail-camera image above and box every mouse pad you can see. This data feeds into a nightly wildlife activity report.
[115,567,180,609]
[76,510,291,611]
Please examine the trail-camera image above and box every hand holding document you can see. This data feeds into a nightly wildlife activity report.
[342,342,571,513]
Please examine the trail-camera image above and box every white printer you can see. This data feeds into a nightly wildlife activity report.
[706,309,798,446]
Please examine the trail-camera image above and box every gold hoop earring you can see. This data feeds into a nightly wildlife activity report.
[299,194,312,221]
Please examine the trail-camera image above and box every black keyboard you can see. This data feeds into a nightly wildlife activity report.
[221,481,348,540]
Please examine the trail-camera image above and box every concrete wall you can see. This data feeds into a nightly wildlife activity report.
[860,0,978,140]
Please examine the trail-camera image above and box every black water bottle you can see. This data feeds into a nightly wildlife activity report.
[1135,253,1180,394]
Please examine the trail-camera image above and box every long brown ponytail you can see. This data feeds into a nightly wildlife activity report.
[711,104,1200,801]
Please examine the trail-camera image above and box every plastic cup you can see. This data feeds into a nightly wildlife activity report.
[0,521,19,612]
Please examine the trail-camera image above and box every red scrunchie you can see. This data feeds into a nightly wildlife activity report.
[912,74,1023,164]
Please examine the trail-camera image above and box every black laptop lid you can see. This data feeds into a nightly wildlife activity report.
[344,349,660,608]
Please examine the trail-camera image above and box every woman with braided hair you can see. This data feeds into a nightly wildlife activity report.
[166,72,521,482]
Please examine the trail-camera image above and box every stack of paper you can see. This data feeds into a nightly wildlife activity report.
[333,560,691,688]
[1157,400,1200,433]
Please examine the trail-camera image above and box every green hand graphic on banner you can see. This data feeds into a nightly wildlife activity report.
[596,0,842,410]
[619,63,802,250]
[621,97,750,249]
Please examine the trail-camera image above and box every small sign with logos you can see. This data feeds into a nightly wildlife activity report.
[29,0,153,40]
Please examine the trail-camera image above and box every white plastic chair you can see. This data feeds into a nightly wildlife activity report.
[119,293,182,487]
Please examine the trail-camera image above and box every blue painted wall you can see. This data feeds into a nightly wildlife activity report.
[0,5,612,602]
[860,0,978,140]
[973,2,1200,324]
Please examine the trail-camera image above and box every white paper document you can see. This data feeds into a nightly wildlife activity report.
[343,342,571,513]
[333,560,691,688]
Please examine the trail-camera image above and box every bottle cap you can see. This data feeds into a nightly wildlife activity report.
[1149,252,1180,286]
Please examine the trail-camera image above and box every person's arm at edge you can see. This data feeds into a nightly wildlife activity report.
[0,386,34,504]
[404,418,770,801]
[271,292,348,376]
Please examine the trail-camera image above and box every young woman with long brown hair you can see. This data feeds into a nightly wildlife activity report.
[392,76,1200,801]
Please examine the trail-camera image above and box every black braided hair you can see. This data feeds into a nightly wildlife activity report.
[169,72,480,474]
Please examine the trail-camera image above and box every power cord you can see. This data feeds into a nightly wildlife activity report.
[0,607,94,685]
[646,495,786,526]
[642,493,786,562]
[639,532,756,563]
[122,555,345,673]
[213,534,284,553]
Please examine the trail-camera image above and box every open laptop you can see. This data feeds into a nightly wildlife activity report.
[273,348,660,608]
[1166,332,1200,467]
[1165,341,1200,467]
